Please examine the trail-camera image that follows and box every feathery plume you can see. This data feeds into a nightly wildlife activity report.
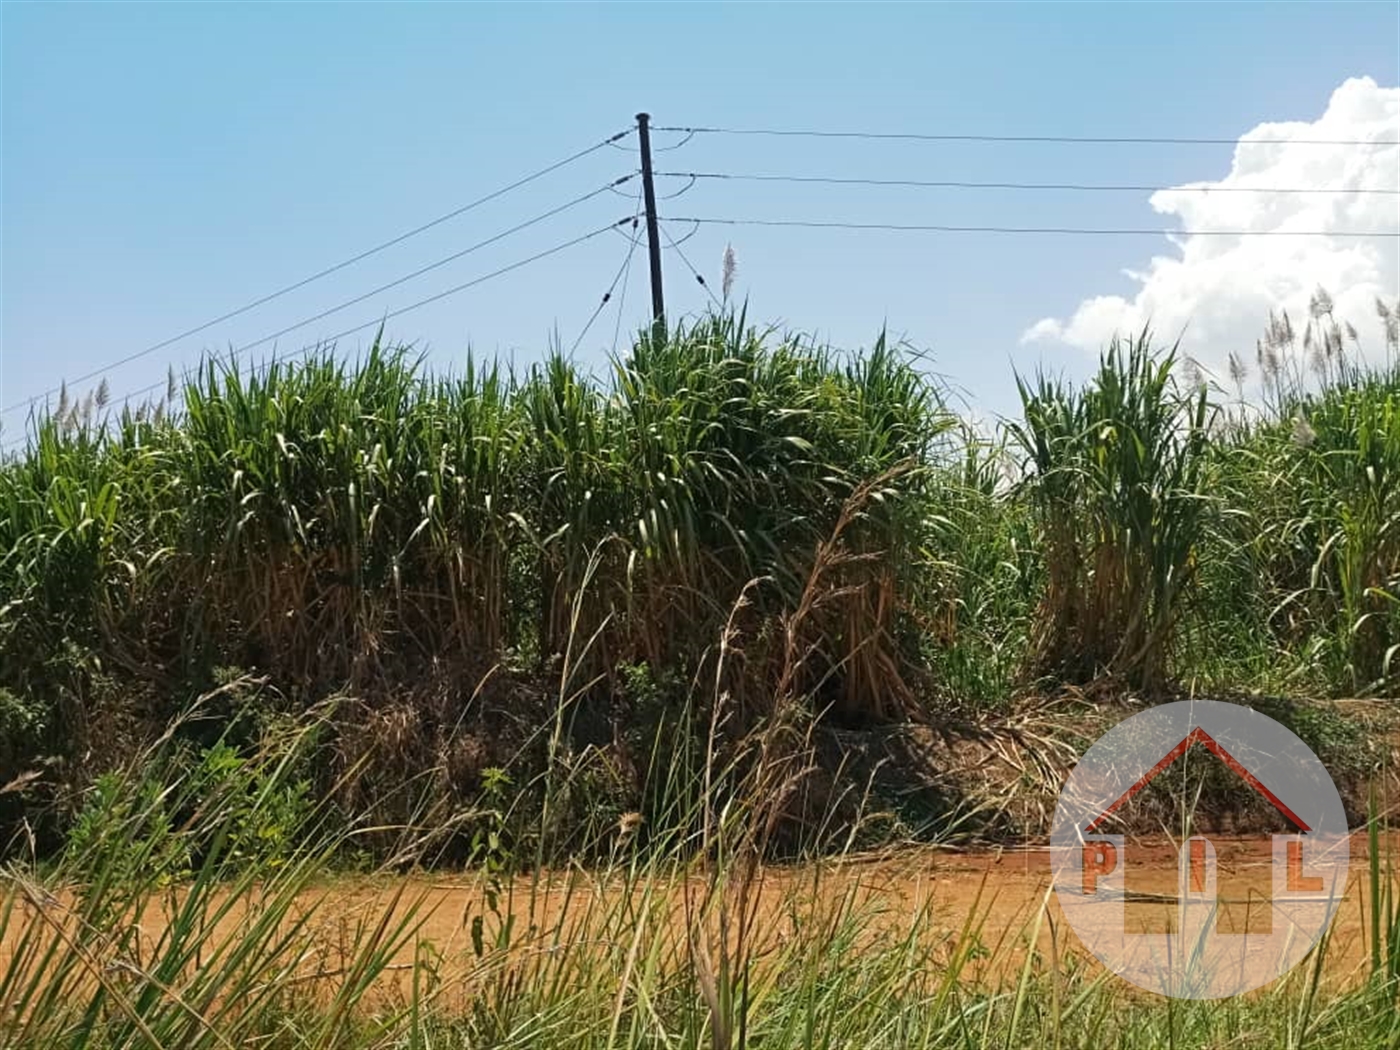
[1181,356,1204,388]
[1309,285,1334,320]
[1378,297,1398,354]
[1227,350,1248,388]
[1291,415,1317,447]
[1261,338,1281,383]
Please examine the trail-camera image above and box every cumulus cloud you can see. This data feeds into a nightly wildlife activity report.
[1022,76,1400,391]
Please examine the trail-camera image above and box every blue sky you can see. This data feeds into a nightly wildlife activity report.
[3,1,1397,444]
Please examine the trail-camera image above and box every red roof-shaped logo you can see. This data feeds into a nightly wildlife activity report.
[1084,725,1310,833]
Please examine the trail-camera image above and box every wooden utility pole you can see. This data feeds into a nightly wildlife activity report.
[635,113,665,341]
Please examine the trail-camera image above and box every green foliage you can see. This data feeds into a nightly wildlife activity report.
[1199,296,1400,696]
[1010,330,1211,692]
[63,769,191,888]
[919,424,1039,709]
[188,741,314,869]
[2,284,1398,1044]
[1,295,1398,871]
[0,687,47,766]
[1,314,948,716]
[63,732,315,888]
[1248,696,1376,781]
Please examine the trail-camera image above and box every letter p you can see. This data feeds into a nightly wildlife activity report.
[1082,840,1117,894]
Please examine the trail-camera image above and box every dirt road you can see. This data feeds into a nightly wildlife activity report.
[273,830,1398,1002]
[6,831,1395,1010]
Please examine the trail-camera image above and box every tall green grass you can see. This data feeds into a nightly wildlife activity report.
[1009,330,1211,692]
[1,295,1397,862]
[1200,296,1400,697]
[0,313,960,855]
[1,313,945,695]
[4,298,1400,1047]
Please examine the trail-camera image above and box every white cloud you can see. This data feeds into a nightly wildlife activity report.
[1022,77,1400,390]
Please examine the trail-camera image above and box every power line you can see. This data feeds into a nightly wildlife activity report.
[607,188,647,356]
[658,170,1400,196]
[1,219,633,454]
[175,177,630,390]
[664,220,701,248]
[2,127,636,418]
[606,172,644,198]
[661,221,723,310]
[570,195,644,355]
[654,124,1400,147]
[611,243,638,358]
[664,216,1400,238]
[6,175,635,420]
[179,220,632,397]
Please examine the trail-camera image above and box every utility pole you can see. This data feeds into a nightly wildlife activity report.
[635,113,665,342]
